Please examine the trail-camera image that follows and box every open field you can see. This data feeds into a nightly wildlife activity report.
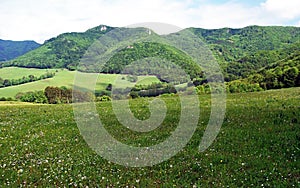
[0,87,299,187]
[0,67,57,80]
[0,67,160,98]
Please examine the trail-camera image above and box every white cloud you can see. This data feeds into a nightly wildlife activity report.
[185,2,264,28]
[261,0,300,19]
[0,0,192,43]
[0,0,299,43]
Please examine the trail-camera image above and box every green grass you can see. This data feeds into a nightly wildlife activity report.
[0,67,57,80]
[0,67,160,98]
[0,87,299,187]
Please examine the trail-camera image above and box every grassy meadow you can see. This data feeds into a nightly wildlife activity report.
[0,67,160,98]
[0,67,57,80]
[0,87,299,187]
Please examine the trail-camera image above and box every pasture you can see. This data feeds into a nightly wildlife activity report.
[0,87,299,187]
[0,67,160,98]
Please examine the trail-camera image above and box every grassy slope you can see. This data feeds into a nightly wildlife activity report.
[0,67,160,98]
[0,67,57,79]
[0,87,299,186]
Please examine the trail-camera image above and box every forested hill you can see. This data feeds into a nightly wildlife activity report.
[190,26,300,62]
[1,25,300,83]
[190,26,300,78]
[0,39,40,61]
[1,25,114,69]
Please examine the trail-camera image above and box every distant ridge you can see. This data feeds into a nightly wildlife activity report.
[0,39,40,61]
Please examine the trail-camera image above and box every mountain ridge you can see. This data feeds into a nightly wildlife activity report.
[0,39,40,62]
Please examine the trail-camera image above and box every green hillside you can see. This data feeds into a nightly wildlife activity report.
[2,25,114,69]
[225,42,300,79]
[3,28,203,83]
[191,26,300,62]
[190,26,300,80]
[3,25,299,78]
[248,50,300,89]
[101,42,203,81]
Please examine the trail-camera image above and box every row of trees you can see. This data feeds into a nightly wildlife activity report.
[0,72,55,88]
[16,86,94,104]
[129,83,177,98]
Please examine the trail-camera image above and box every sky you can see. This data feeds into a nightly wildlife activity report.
[0,0,300,43]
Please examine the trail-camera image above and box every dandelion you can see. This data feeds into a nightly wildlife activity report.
[17,169,23,174]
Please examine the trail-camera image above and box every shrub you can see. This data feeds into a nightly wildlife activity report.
[96,95,112,102]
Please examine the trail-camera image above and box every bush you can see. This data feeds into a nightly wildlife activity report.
[226,80,264,93]
[16,91,48,103]
[96,95,112,102]
[0,97,14,101]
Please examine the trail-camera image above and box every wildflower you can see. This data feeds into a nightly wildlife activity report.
[17,169,23,174]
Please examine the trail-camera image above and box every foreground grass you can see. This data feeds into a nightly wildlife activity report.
[0,88,299,187]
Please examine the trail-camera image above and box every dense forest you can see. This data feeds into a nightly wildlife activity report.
[100,42,203,82]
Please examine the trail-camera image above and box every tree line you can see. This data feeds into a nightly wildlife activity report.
[16,86,94,104]
[0,72,55,88]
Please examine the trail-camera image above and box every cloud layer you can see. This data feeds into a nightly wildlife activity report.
[0,0,299,43]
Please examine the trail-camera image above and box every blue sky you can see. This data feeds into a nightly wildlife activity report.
[0,0,299,43]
